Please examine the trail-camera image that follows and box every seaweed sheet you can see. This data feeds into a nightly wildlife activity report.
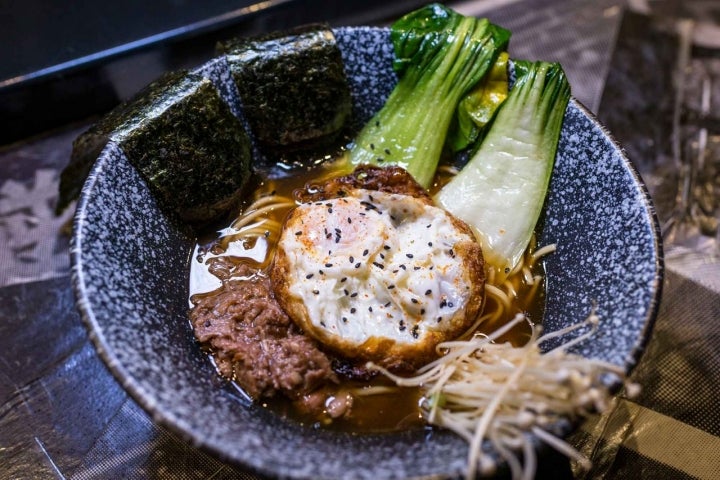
[219,24,351,150]
[57,71,252,226]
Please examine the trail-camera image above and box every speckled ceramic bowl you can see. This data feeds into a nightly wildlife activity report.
[71,27,663,479]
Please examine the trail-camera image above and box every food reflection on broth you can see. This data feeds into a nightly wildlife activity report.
[188,154,548,433]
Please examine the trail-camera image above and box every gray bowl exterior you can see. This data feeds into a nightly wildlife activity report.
[70,27,663,480]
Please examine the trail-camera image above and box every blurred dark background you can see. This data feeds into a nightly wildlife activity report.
[0,0,434,145]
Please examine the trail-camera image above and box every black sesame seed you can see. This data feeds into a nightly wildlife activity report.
[380,253,385,260]
[370,143,375,150]
[411,298,418,304]
[306,273,314,279]
[344,289,349,296]
[313,289,319,295]
[348,217,352,224]
[400,264,406,270]
[350,292,358,298]
[383,245,391,250]
[325,263,333,268]
[437,316,442,323]
[448,302,454,308]
[369,307,373,312]
[349,256,354,263]
[264,231,270,237]
[320,321,326,327]
[355,262,361,268]
[341,277,347,283]
[406,253,414,259]
[373,262,385,269]
[350,308,357,314]
[377,157,384,163]
[384,148,391,155]
[388,285,395,289]
[421,309,426,314]
[295,231,302,236]
[384,302,391,307]
[363,249,369,256]
[342,317,348,323]
[414,266,421,271]
[319,270,324,275]
[425,289,432,296]
[428,242,433,247]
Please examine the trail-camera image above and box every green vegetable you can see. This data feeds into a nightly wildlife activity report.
[349,3,510,188]
[435,61,571,274]
[446,52,509,153]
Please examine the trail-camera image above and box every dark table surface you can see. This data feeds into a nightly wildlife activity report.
[2,0,720,478]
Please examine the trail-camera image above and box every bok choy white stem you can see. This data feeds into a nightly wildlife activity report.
[435,60,571,275]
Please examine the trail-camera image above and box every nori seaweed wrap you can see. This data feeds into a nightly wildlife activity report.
[219,24,352,150]
[57,71,253,226]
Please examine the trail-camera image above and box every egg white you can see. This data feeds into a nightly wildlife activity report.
[272,189,484,369]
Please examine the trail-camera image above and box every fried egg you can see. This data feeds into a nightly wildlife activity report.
[271,189,485,370]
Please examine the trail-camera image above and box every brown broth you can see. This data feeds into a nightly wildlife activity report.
[189,155,547,433]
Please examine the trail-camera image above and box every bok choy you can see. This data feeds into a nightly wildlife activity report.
[435,60,571,274]
[349,3,510,188]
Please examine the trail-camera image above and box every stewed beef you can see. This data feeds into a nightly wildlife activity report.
[190,264,336,399]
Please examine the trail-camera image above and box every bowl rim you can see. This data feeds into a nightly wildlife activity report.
[69,27,664,479]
